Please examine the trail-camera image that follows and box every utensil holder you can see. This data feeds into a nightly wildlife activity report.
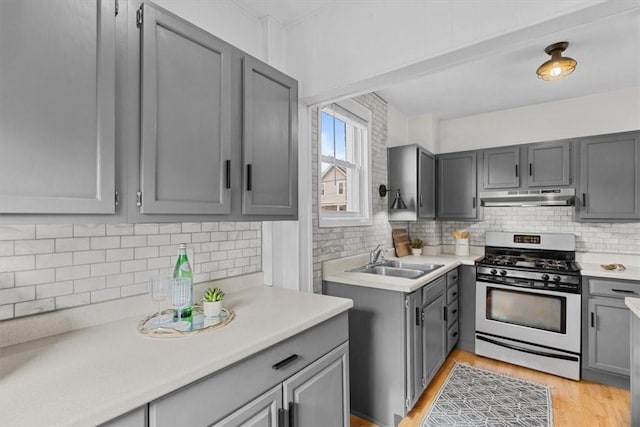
[455,238,469,256]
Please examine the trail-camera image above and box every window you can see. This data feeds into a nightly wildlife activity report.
[319,99,372,227]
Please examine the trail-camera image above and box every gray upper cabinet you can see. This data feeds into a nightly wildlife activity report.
[242,57,298,217]
[576,131,640,220]
[527,141,571,187]
[139,3,232,215]
[0,0,116,214]
[437,151,478,219]
[482,147,520,189]
[388,145,435,221]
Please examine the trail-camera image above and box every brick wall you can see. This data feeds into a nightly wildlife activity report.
[0,222,261,320]
[312,93,392,292]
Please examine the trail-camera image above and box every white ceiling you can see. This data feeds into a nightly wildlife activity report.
[235,1,640,120]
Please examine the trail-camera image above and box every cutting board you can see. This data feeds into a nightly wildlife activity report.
[392,228,411,257]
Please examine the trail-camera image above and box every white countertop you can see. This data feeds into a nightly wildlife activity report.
[322,252,480,293]
[0,286,352,427]
[626,297,640,319]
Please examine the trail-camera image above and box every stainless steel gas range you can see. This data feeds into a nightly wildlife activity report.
[475,231,582,380]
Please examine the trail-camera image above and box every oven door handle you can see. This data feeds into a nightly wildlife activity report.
[476,335,579,362]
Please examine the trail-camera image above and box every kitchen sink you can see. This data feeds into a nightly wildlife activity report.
[348,261,443,279]
[378,260,443,273]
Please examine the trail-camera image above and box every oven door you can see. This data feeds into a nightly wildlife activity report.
[475,280,581,353]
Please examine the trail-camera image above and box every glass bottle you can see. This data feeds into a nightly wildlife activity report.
[173,243,193,319]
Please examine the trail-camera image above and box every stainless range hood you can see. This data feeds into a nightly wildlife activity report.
[480,188,575,207]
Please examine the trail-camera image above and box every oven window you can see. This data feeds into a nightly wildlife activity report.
[486,287,566,333]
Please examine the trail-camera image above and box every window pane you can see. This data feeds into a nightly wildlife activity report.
[321,112,335,158]
[321,110,347,161]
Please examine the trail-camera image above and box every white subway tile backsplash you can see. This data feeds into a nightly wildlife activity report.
[134,224,159,235]
[0,304,14,320]
[0,255,35,272]
[15,269,56,287]
[73,224,105,237]
[74,277,105,293]
[0,273,15,289]
[36,281,73,299]
[121,235,146,248]
[91,236,121,250]
[2,220,261,320]
[0,286,35,304]
[0,225,36,241]
[73,250,106,265]
[55,238,90,252]
[106,224,134,236]
[14,239,54,255]
[36,224,73,239]
[56,265,91,281]
[15,298,55,317]
[0,241,13,257]
[36,253,73,269]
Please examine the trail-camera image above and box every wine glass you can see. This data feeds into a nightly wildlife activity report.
[172,278,192,328]
[150,277,171,317]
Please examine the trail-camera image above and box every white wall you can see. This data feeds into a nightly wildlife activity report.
[153,0,264,60]
[440,87,640,153]
[408,114,439,154]
[284,1,602,101]
[387,104,408,148]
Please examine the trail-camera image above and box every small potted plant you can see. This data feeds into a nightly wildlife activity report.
[410,238,424,256]
[202,287,225,318]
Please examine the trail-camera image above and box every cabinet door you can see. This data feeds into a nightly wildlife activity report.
[283,343,349,427]
[405,292,423,408]
[482,147,520,189]
[139,3,232,214]
[213,385,282,427]
[588,298,630,376]
[437,152,477,219]
[422,295,446,383]
[577,132,640,220]
[243,57,298,217]
[0,0,115,214]
[527,141,570,187]
[418,149,435,218]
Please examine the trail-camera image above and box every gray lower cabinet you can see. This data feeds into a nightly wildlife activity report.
[324,272,455,427]
[456,266,476,353]
[527,141,571,187]
[0,0,116,214]
[387,145,435,221]
[576,131,640,220]
[422,279,446,384]
[582,277,637,387]
[437,151,478,219]
[242,57,298,217]
[139,3,232,215]
[214,343,349,427]
[148,314,348,427]
[482,146,520,189]
[631,311,640,426]
[213,385,281,427]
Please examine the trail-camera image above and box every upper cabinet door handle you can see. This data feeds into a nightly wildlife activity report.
[246,164,252,191]
[529,163,533,176]
[515,164,518,177]
[225,160,231,189]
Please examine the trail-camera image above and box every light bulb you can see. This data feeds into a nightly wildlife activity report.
[550,63,563,77]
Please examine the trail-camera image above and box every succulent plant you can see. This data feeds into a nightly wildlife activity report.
[203,287,225,302]
[410,238,423,249]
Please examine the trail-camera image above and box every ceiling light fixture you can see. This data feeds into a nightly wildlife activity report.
[536,41,577,81]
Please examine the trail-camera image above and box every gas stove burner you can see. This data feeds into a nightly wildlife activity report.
[533,259,570,271]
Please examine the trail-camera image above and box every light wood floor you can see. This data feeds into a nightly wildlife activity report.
[350,348,630,427]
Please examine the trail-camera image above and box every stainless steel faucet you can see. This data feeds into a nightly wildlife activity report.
[369,243,385,265]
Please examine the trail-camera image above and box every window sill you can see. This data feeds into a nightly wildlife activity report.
[319,215,372,228]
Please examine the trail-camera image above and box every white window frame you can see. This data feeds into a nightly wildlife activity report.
[337,181,345,195]
[318,99,372,228]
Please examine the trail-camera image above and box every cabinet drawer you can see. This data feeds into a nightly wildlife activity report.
[447,269,459,287]
[149,313,348,427]
[446,283,459,305]
[446,299,459,328]
[447,321,459,353]
[422,276,446,304]
[588,278,640,299]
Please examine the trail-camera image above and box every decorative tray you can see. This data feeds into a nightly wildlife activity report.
[138,306,234,338]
